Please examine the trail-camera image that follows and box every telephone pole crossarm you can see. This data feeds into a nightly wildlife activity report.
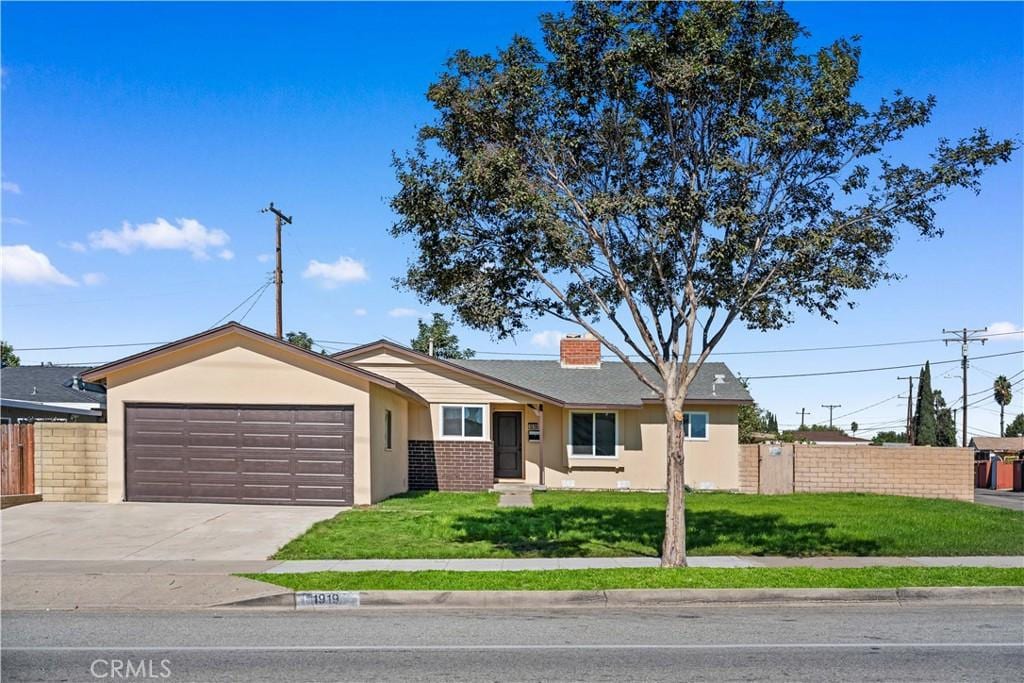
[941,327,988,448]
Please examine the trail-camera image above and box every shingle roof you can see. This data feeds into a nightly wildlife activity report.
[970,436,1024,452]
[1,365,106,405]
[449,359,752,407]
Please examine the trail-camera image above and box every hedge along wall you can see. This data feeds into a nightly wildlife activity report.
[738,443,974,501]
[34,423,108,502]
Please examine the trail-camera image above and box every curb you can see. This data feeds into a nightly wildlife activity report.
[215,586,1024,610]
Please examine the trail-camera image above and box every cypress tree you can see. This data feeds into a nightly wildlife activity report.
[914,362,937,446]
[934,390,956,447]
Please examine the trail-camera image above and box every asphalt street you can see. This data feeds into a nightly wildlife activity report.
[3,604,1022,682]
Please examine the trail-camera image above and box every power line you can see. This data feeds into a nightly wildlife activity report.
[210,276,274,329]
[741,350,1022,380]
[831,394,903,421]
[238,281,273,324]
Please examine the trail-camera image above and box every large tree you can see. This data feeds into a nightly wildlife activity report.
[993,375,1013,437]
[285,331,314,351]
[390,2,1014,566]
[914,362,937,446]
[411,313,476,359]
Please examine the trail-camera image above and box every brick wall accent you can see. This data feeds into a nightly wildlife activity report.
[408,440,494,491]
[737,443,973,501]
[34,423,108,502]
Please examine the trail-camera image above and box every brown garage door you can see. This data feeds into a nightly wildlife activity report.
[125,404,353,506]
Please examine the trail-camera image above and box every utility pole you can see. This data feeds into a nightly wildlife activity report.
[898,375,917,444]
[260,202,293,339]
[821,404,841,428]
[942,327,987,447]
[796,408,808,430]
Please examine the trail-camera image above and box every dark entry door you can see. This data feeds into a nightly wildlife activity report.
[493,411,523,479]
[125,404,354,506]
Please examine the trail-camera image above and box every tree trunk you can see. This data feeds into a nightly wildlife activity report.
[661,399,687,567]
[1000,406,1005,437]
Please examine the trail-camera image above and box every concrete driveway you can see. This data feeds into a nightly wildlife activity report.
[1,502,344,561]
[974,489,1024,512]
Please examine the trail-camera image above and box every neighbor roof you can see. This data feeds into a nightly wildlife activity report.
[1,365,106,406]
[970,436,1024,452]
[788,430,869,444]
[335,339,752,407]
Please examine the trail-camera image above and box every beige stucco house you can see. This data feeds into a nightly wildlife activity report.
[81,322,751,506]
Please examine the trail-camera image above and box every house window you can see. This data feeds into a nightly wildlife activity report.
[683,412,709,440]
[384,409,393,450]
[441,405,485,439]
[570,411,617,457]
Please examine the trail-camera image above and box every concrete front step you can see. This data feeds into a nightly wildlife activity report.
[490,483,545,493]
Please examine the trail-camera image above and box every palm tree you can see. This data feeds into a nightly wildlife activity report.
[993,375,1013,436]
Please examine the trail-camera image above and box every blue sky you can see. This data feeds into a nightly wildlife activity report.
[2,2,1022,438]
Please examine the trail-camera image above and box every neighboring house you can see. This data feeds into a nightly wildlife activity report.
[0,365,106,423]
[80,322,751,507]
[970,436,1024,459]
[786,430,870,446]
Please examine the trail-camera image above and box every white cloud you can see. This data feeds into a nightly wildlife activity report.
[59,240,87,253]
[353,308,368,317]
[82,272,107,286]
[218,249,234,261]
[302,256,369,288]
[1,244,77,286]
[88,217,230,260]
[2,217,28,226]
[2,181,21,194]
[983,321,1023,342]
[256,253,271,263]
[388,307,419,318]
[531,330,567,348]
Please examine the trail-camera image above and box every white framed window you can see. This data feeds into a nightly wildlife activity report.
[440,404,485,439]
[570,411,617,457]
[683,411,709,440]
[384,409,393,451]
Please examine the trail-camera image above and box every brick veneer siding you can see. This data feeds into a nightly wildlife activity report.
[737,443,973,501]
[408,440,494,491]
[34,423,108,502]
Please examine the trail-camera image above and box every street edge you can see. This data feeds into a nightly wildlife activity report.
[216,585,1024,610]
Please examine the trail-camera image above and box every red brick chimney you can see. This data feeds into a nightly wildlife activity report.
[560,334,601,368]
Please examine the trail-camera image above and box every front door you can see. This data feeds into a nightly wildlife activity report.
[493,411,523,479]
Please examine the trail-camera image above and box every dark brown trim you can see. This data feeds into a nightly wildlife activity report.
[334,340,567,407]
[81,322,413,395]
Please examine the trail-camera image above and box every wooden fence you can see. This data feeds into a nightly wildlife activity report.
[1,424,35,496]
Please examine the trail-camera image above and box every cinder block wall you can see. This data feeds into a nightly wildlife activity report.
[737,443,974,501]
[738,444,759,492]
[34,423,108,502]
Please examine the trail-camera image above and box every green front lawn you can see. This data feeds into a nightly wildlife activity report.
[245,567,1024,592]
[273,490,1024,560]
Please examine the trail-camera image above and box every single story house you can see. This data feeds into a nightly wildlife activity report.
[970,436,1024,459]
[81,322,751,506]
[1,365,106,423]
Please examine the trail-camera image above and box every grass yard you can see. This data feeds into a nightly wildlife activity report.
[273,490,1024,560]
[245,566,1024,591]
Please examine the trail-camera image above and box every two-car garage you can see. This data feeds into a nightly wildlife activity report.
[81,322,416,507]
[125,404,354,506]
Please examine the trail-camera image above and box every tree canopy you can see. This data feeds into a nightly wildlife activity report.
[1,341,20,368]
[390,1,1015,566]
[410,313,475,359]
[285,331,314,351]
[914,362,936,446]
[1005,413,1024,438]
[993,375,1013,436]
